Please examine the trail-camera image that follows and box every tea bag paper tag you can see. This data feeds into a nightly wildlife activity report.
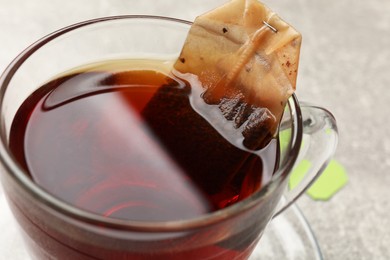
[174,0,302,124]
[289,160,348,201]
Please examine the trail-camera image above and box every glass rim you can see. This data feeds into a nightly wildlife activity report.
[0,15,303,232]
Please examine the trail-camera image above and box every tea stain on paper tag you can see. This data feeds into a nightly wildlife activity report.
[289,160,348,201]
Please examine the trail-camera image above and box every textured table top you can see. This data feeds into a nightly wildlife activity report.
[1,1,389,259]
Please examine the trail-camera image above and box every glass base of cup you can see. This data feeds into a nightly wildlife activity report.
[1,184,322,260]
[249,203,323,260]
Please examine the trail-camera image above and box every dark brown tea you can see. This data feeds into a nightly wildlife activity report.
[9,59,278,223]
[7,59,281,259]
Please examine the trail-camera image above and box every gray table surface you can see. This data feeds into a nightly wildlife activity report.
[0,1,389,259]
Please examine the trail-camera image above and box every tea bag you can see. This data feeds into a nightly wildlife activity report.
[173,0,302,149]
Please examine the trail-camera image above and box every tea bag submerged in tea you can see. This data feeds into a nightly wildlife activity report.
[140,0,302,207]
[173,0,302,149]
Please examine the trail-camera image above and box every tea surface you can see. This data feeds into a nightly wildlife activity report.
[9,59,278,222]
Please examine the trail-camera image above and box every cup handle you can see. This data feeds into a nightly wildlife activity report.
[273,102,338,218]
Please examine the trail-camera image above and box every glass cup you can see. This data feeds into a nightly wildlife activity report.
[0,16,338,259]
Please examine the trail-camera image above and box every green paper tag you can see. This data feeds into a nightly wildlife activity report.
[288,159,312,190]
[289,160,348,201]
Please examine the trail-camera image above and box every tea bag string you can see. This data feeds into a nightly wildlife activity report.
[262,21,278,33]
[224,18,278,86]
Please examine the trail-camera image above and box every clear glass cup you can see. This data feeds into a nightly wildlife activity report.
[0,16,338,259]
